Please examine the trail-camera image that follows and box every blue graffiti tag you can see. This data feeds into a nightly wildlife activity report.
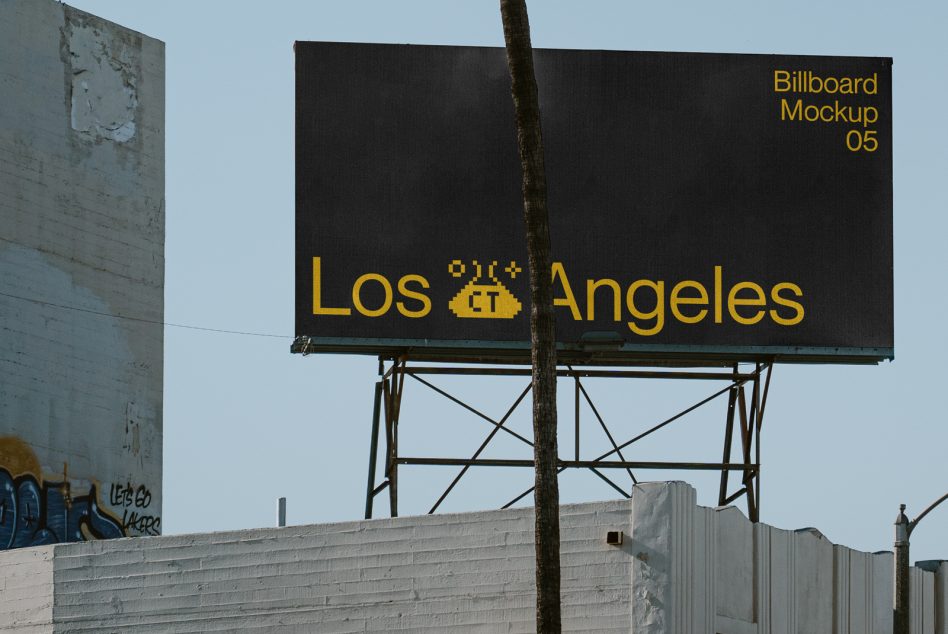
[0,468,124,550]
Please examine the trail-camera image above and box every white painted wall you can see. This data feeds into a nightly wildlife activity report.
[917,560,948,634]
[0,483,942,632]
[0,0,164,546]
[0,545,54,634]
[45,499,634,633]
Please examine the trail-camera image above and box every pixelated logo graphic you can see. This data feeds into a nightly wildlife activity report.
[448,260,523,319]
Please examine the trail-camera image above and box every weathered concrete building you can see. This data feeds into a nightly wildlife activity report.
[0,0,164,547]
[0,482,944,633]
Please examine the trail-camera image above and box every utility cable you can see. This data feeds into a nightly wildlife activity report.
[0,290,293,339]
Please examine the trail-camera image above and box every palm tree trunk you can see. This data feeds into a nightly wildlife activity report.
[499,1,561,631]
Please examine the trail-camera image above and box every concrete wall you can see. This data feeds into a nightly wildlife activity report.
[0,0,164,548]
[0,483,943,632]
[35,499,634,633]
[630,483,900,634]
[917,560,948,634]
[0,546,54,634]
[629,483,945,634]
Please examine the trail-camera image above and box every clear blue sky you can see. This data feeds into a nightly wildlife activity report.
[66,0,947,562]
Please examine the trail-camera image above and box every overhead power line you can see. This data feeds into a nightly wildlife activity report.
[0,290,293,339]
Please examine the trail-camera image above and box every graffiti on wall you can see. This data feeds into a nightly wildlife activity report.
[109,481,160,536]
[0,437,125,549]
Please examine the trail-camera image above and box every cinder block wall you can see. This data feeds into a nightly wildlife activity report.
[46,500,633,633]
[0,0,164,547]
[0,484,943,632]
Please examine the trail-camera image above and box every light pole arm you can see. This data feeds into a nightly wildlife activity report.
[908,491,948,536]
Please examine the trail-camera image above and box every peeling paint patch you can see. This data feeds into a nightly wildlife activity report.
[63,18,139,142]
[124,401,143,460]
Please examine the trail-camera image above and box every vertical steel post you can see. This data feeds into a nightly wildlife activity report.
[387,359,405,517]
[894,504,910,634]
[574,375,580,461]
[277,497,287,527]
[753,364,761,519]
[364,381,383,519]
[718,378,738,506]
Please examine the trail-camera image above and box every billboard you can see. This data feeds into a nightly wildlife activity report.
[295,42,893,364]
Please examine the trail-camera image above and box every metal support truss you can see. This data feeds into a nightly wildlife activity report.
[364,357,773,522]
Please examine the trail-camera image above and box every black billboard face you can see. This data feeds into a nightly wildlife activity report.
[295,43,893,363]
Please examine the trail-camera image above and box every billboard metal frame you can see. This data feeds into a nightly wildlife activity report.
[295,43,892,517]
[358,356,773,522]
[292,335,890,366]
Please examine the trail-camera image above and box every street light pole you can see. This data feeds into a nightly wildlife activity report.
[893,505,910,634]
[893,492,948,634]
